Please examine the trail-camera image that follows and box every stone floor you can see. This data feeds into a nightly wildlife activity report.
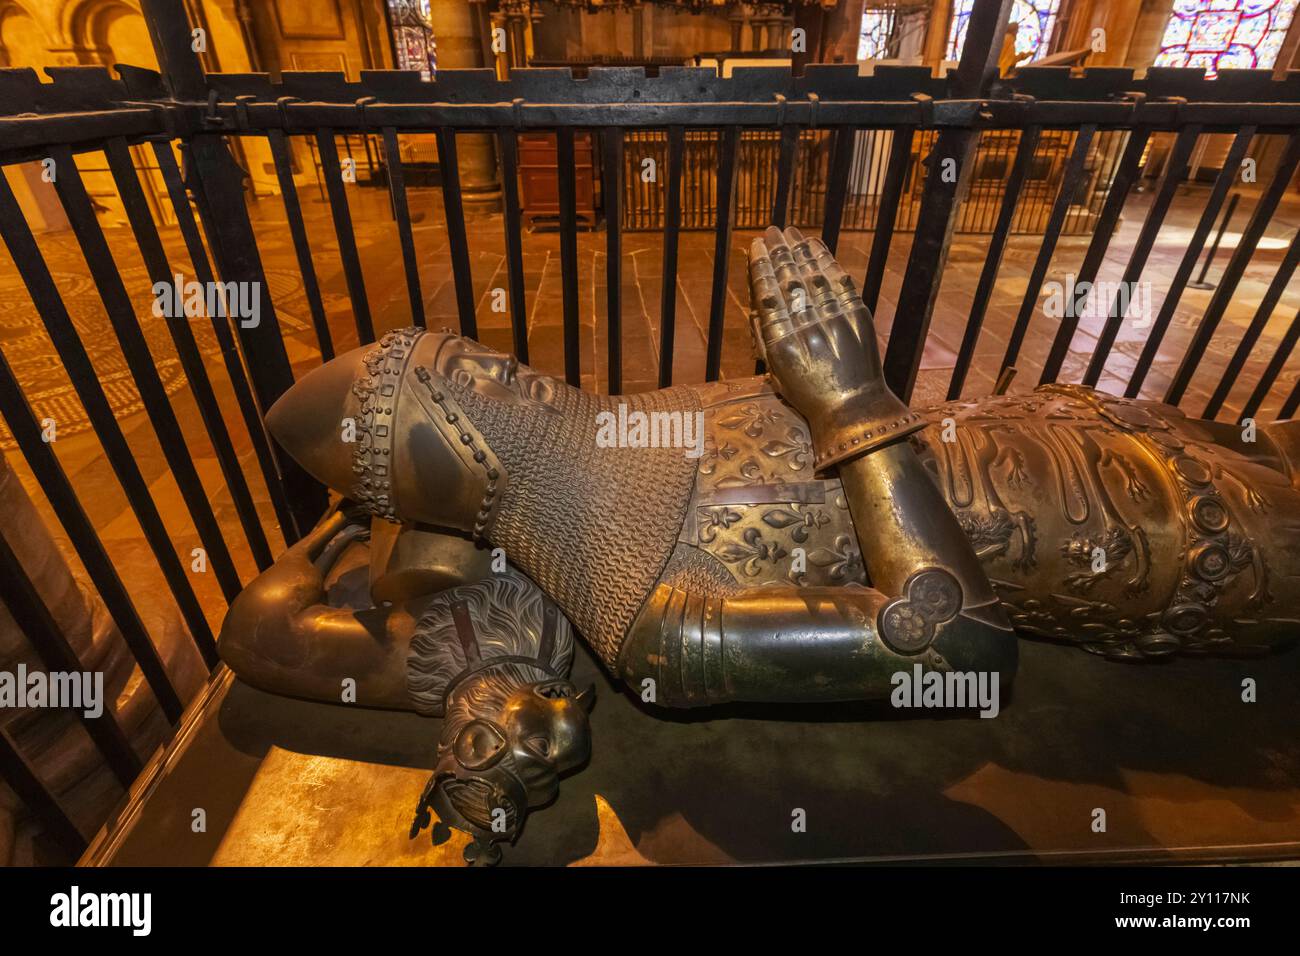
[2,167,1300,861]
[251,177,1300,410]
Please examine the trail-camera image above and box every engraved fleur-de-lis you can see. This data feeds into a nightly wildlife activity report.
[806,534,863,582]
[699,433,739,475]
[698,505,743,544]
[761,505,829,543]
[716,402,783,438]
[761,426,813,472]
[715,457,766,488]
[718,527,789,577]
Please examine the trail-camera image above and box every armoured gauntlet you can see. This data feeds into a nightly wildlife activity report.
[748,226,923,470]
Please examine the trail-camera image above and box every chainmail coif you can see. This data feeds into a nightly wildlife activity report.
[445,375,701,669]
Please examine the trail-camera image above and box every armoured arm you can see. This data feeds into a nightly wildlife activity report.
[619,229,1015,707]
[218,506,416,708]
[751,227,1005,618]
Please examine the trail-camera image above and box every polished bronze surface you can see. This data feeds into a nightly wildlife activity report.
[620,227,1014,706]
[222,226,1300,855]
[748,226,923,470]
[368,521,491,606]
[249,228,1300,694]
[219,503,590,861]
[406,568,591,863]
[914,384,1300,660]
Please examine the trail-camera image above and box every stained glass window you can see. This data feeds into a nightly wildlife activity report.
[1154,0,1300,77]
[947,0,1063,64]
[387,0,437,80]
[859,10,893,59]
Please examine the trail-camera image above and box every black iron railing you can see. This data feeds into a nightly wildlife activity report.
[620,125,1128,234]
[1,0,1299,858]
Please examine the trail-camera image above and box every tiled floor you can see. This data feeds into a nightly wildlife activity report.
[1,168,1299,727]
[258,179,1300,412]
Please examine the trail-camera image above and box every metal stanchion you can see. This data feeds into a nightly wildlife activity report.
[1188,191,1240,290]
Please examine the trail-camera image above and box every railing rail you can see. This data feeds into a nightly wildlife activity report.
[0,0,1299,859]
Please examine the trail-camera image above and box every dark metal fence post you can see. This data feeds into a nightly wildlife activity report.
[139,0,327,541]
[881,0,1013,401]
[0,730,87,860]
[1187,192,1240,290]
[139,0,206,100]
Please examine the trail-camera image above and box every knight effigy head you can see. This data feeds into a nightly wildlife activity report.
[266,327,555,536]
[405,570,593,860]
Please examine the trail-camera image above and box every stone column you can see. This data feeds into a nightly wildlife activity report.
[820,0,866,64]
[923,0,951,69]
[728,10,744,52]
[429,0,501,214]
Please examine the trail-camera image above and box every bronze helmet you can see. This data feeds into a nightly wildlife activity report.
[422,678,594,850]
[266,327,508,536]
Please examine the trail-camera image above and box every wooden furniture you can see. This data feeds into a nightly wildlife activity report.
[518,131,597,230]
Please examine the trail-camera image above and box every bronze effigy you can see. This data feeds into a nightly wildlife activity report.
[219,227,1300,860]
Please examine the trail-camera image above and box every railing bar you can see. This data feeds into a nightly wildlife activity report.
[380,126,426,328]
[1083,126,1201,387]
[1280,365,1300,420]
[496,128,529,364]
[265,130,335,360]
[314,128,375,344]
[153,142,297,548]
[947,126,1040,400]
[0,349,183,723]
[659,124,685,388]
[1039,127,1151,385]
[862,126,914,316]
[705,125,740,382]
[49,145,242,605]
[771,124,798,229]
[601,126,623,392]
[759,124,799,376]
[1125,128,1255,398]
[1202,227,1300,419]
[0,532,142,786]
[1241,309,1300,421]
[1165,131,1300,407]
[105,138,273,572]
[556,127,581,386]
[434,126,478,339]
[881,126,979,400]
[820,125,856,255]
[181,134,329,541]
[0,728,86,860]
[0,168,219,670]
[1000,124,1097,377]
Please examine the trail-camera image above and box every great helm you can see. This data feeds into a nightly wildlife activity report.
[266,327,509,537]
[420,677,594,851]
